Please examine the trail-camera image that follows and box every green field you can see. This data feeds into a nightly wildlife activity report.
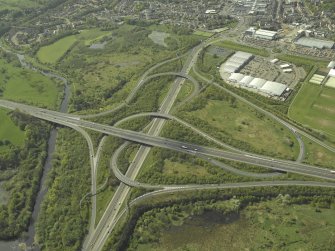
[0,109,25,149]
[215,40,269,57]
[37,35,77,64]
[0,58,60,108]
[193,30,214,37]
[278,54,328,68]
[81,29,111,46]
[289,83,335,142]
[187,98,299,159]
[133,199,335,251]
[302,135,335,169]
[137,147,253,185]
[0,0,41,10]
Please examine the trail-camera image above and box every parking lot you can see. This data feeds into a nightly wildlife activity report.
[239,56,303,87]
[287,45,335,59]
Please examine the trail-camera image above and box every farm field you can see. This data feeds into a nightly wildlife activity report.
[0,58,60,109]
[289,83,335,143]
[134,199,335,251]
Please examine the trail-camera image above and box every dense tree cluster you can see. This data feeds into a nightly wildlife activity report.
[35,128,90,250]
[0,111,50,239]
[104,186,335,251]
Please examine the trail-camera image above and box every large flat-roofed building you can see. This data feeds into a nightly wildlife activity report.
[260,81,287,96]
[239,75,254,86]
[225,73,287,96]
[254,29,278,40]
[249,78,267,89]
[328,69,335,77]
[229,73,245,83]
[295,37,335,49]
[221,51,254,73]
[325,77,335,88]
[328,61,335,69]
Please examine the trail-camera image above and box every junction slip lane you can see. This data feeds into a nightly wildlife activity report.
[0,99,335,182]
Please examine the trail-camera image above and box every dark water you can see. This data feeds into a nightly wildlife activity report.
[180,210,239,228]
[0,54,70,251]
[25,129,58,250]
[162,210,240,250]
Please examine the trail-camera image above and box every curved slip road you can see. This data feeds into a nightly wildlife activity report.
[0,99,334,182]
[78,54,187,119]
[97,180,335,251]
[192,65,335,158]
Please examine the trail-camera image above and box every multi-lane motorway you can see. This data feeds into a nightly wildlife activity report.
[1,30,335,251]
[85,41,207,251]
[0,99,335,183]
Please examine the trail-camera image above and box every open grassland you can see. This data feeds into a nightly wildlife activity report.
[278,54,328,68]
[37,29,111,64]
[193,30,214,37]
[289,84,335,143]
[59,24,201,113]
[37,35,77,64]
[0,58,60,109]
[174,81,194,106]
[81,29,111,46]
[137,147,251,185]
[134,199,335,251]
[178,86,299,159]
[0,0,40,10]
[302,135,335,169]
[215,40,269,57]
[0,109,25,150]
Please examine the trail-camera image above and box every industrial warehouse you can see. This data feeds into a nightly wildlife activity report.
[222,51,254,73]
[245,27,278,40]
[295,37,335,49]
[220,51,291,98]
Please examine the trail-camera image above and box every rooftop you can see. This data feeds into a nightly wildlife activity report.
[295,37,335,49]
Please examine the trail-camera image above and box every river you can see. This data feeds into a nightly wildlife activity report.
[0,54,70,251]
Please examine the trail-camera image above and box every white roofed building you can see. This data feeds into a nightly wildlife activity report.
[295,37,335,49]
[239,75,254,86]
[328,61,335,69]
[221,51,254,73]
[229,73,245,83]
[254,29,278,40]
[260,81,287,96]
[249,78,267,89]
[328,69,335,77]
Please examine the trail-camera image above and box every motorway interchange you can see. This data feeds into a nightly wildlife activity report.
[1,34,335,251]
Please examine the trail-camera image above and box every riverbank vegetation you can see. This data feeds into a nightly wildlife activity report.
[35,128,91,250]
[0,111,50,239]
[0,50,61,109]
[45,24,201,114]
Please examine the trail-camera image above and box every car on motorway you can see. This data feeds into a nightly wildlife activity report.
[181,145,188,149]
[331,170,335,174]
